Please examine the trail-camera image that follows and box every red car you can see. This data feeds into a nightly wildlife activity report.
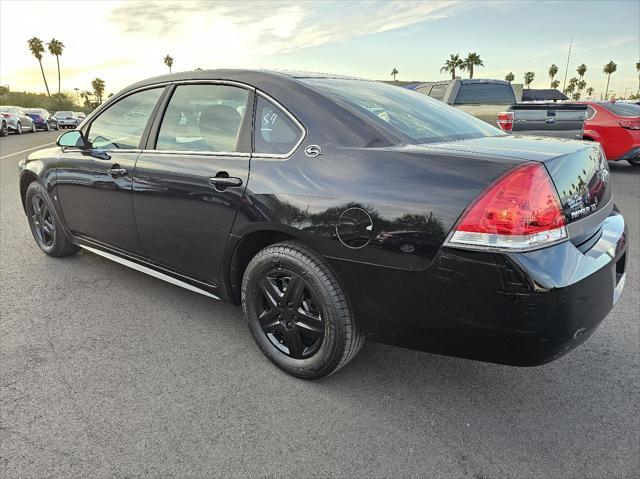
[582,101,640,167]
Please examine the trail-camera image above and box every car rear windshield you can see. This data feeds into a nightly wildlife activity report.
[55,111,73,117]
[454,83,516,105]
[601,102,640,117]
[301,78,502,144]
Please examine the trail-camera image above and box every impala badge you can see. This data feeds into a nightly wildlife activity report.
[304,145,322,158]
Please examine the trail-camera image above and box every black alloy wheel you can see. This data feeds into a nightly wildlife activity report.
[25,182,79,257]
[29,194,56,248]
[255,268,324,359]
[242,241,365,379]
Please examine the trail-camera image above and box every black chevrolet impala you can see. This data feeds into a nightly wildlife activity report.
[18,70,628,378]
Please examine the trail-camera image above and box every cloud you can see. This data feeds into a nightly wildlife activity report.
[108,0,470,56]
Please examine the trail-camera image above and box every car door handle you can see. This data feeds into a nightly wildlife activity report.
[107,167,128,177]
[209,175,243,188]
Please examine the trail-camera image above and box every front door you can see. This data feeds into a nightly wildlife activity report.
[132,83,253,284]
[55,87,165,255]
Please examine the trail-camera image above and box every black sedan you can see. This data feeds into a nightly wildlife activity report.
[18,70,628,378]
[26,108,59,131]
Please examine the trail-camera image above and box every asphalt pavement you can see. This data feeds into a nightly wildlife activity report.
[1,130,639,478]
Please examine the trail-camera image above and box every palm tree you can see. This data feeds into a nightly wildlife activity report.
[46,39,65,94]
[440,54,464,80]
[523,71,535,88]
[577,63,587,80]
[586,87,595,98]
[603,60,617,98]
[635,61,639,96]
[462,52,484,79]
[164,54,174,73]
[28,37,50,96]
[390,67,398,81]
[91,78,105,103]
[548,64,559,87]
[577,79,587,93]
[550,79,560,89]
[505,72,514,83]
[572,92,581,101]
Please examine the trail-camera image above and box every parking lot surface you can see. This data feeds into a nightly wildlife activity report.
[1,131,639,478]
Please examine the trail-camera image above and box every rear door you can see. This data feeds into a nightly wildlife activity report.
[132,82,253,285]
[55,87,165,255]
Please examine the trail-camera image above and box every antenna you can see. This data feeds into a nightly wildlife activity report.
[562,37,573,93]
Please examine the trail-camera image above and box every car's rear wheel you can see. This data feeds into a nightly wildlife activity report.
[25,182,79,257]
[242,241,364,379]
[627,158,640,167]
[0,121,7,137]
[15,121,22,134]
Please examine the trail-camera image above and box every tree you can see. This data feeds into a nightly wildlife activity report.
[390,67,398,81]
[577,63,587,79]
[603,60,617,98]
[572,92,581,101]
[550,79,560,89]
[440,54,464,80]
[586,86,595,98]
[91,78,105,103]
[523,71,535,88]
[504,72,514,83]
[548,64,559,87]
[164,54,174,73]
[47,39,65,95]
[28,37,50,97]
[462,52,484,79]
[577,79,587,93]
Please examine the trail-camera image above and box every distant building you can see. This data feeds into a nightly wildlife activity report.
[522,89,568,102]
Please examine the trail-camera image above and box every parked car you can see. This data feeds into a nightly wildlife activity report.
[74,112,86,127]
[18,70,628,378]
[0,105,36,135]
[53,111,78,128]
[582,101,640,167]
[26,108,59,131]
[412,79,586,139]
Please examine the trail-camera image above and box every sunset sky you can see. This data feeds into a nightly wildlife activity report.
[1,0,638,97]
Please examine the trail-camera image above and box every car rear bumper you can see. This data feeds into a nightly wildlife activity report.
[329,209,628,366]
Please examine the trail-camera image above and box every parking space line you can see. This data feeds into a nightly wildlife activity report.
[0,142,55,160]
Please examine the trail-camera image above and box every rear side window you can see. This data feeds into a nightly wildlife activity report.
[87,88,162,149]
[157,84,250,153]
[428,84,448,102]
[454,83,516,105]
[254,96,303,155]
[586,106,596,120]
[601,102,640,117]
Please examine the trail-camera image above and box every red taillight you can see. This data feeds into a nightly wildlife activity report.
[1,113,9,118]
[448,162,567,251]
[497,111,514,132]
[619,120,640,130]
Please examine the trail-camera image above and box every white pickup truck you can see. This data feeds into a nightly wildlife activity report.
[412,79,586,139]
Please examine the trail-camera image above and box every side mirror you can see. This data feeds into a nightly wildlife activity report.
[56,130,87,149]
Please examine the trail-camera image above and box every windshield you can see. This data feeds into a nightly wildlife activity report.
[601,102,640,117]
[301,78,502,144]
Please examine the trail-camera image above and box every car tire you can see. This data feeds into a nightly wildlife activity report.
[627,158,640,167]
[31,122,36,133]
[242,241,365,379]
[45,123,51,131]
[0,121,7,137]
[15,121,22,134]
[25,182,79,258]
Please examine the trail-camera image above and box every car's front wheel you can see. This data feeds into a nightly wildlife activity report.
[25,182,79,257]
[0,121,7,137]
[15,121,22,134]
[242,241,364,379]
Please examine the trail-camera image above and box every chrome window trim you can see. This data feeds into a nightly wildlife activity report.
[252,90,307,160]
[140,149,251,157]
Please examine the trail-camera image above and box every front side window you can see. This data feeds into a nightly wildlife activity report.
[254,96,303,155]
[156,84,250,153]
[87,88,162,149]
[302,78,501,144]
[428,84,448,102]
